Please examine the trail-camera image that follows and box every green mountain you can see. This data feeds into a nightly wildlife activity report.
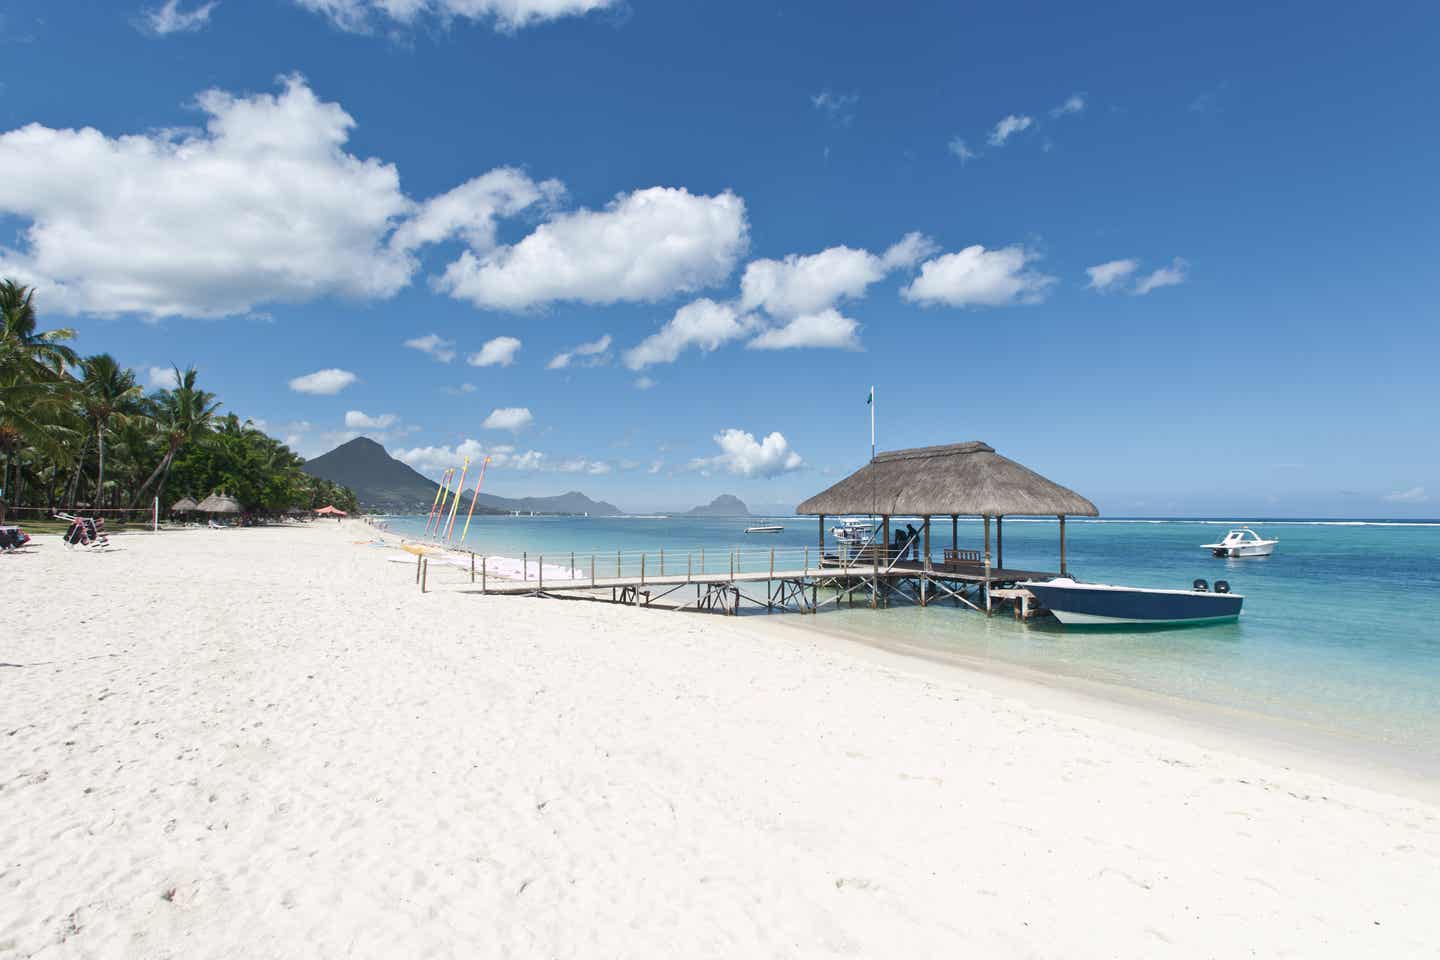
[684,494,751,516]
[301,437,460,513]
[302,438,623,516]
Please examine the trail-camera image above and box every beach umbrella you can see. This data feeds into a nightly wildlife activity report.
[170,496,199,513]
[197,493,243,514]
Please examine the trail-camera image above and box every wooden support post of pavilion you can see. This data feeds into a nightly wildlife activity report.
[1059,514,1067,576]
[996,515,1004,572]
[983,515,992,614]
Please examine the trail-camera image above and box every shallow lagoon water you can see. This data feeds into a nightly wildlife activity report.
[384,514,1440,760]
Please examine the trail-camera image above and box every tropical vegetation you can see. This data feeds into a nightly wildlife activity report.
[0,279,358,522]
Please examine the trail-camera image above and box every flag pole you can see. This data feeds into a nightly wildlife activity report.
[870,385,876,462]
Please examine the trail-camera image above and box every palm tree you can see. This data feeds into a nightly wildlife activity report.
[78,354,146,509]
[0,341,80,504]
[0,280,78,376]
[130,365,221,509]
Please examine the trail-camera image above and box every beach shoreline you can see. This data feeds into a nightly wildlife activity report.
[370,519,1440,801]
[6,521,1437,956]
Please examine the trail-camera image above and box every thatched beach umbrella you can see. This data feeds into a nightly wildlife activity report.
[170,496,199,513]
[197,493,242,515]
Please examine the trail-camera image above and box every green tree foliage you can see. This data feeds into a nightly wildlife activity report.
[0,280,360,520]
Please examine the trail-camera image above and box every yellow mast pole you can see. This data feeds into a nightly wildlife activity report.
[459,457,491,544]
[423,468,447,535]
[427,467,453,537]
[443,458,471,541]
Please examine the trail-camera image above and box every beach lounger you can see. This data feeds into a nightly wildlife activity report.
[0,525,32,552]
[55,513,110,550]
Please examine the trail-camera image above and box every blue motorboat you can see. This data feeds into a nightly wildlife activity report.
[1020,577,1243,627]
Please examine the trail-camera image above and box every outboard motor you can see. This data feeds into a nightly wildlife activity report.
[1214,580,1231,594]
[1192,578,1209,592]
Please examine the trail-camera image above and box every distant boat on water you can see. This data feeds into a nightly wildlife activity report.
[1203,526,1278,558]
[745,523,784,534]
[1022,577,1243,627]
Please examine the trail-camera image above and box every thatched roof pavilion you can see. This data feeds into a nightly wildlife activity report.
[197,493,242,514]
[797,441,1097,579]
[797,442,1097,518]
[170,496,199,513]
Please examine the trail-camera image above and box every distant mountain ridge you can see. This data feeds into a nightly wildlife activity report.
[302,437,462,513]
[475,490,623,516]
[301,438,623,515]
[684,494,751,516]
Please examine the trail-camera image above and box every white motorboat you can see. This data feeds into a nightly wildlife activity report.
[830,518,878,561]
[745,523,784,534]
[1202,526,1278,558]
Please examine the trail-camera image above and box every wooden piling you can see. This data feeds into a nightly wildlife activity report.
[421,558,428,593]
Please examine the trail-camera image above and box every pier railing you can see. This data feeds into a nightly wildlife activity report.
[427,541,945,589]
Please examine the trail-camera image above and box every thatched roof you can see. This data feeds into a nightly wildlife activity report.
[796,442,1098,518]
[196,493,242,514]
[170,496,199,512]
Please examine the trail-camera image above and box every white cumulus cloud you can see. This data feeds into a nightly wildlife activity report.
[546,333,611,370]
[0,75,414,319]
[947,137,977,165]
[902,245,1056,307]
[468,335,522,367]
[623,299,758,370]
[1383,486,1428,504]
[436,186,749,311]
[146,366,181,389]
[1050,93,1086,118]
[289,368,358,395]
[690,429,804,478]
[390,167,561,255]
[140,0,218,35]
[403,333,456,363]
[482,406,533,431]
[747,309,859,351]
[1085,258,1139,291]
[344,410,397,429]
[988,114,1034,146]
[740,233,932,319]
[295,0,618,33]
[1133,258,1189,295]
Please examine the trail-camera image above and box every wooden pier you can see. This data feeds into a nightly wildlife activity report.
[411,440,1097,624]
[428,544,1057,619]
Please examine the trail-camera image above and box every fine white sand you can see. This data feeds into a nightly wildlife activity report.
[4,522,1438,957]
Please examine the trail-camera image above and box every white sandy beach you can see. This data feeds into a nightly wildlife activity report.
[4,521,1438,958]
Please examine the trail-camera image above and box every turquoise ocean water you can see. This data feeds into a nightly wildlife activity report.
[383,513,1440,764]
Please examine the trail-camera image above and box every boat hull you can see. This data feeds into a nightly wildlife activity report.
[1212,543,1275,558]
[1023,581,1243,627]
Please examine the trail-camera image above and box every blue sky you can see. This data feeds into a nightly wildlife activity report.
[1,0,1436,515]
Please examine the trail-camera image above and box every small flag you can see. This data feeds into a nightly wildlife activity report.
[866,387,873,405]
